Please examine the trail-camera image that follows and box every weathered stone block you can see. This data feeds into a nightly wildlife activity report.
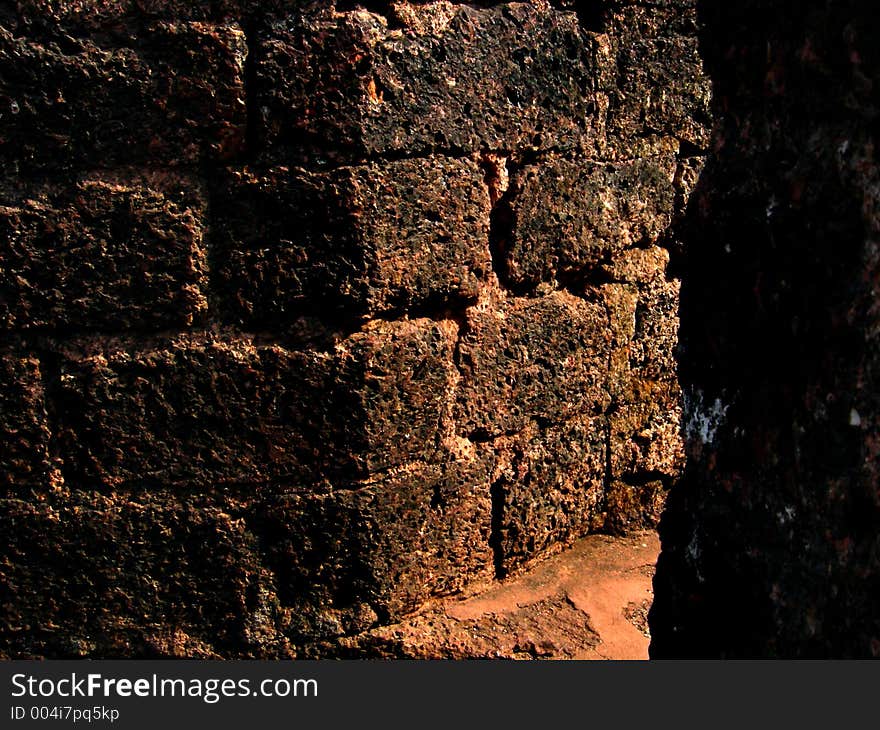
[455,290,611,439]
[605,2,712,151]
[0,22,246,171]
[9,0,301,28]
[630,271,681,385]
[599,281,639,401]
[212,157,491,323]
[0,491,281,658]
[0,351,55,495]
[504,155,676,288]
[0,173,208,331]
[335,318,458,474]
[255,456,494,641]
[603,478,668,534]
[601,248,683,531]
[610,398,683,481]
[254,2,599,163]
[1,452,493,657]
[488,414,606,572]
[56,319,457,489]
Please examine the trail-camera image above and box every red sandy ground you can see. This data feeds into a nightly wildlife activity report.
[346,531,659,659]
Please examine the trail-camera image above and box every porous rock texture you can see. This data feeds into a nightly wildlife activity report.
[0,0,709,658]
[650,0,880,658]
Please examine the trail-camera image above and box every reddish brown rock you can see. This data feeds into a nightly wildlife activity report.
[0,0,712,660]
[503,154,677,288]
[0,21,246,171]
[339,531,660,660]
[487,414,607,574]
[211,157,491,324]
[0,172,207,332]
[455,290,611,439]
[0,491,283,659]
[600,248,683,531]
[56,319,457,489]
[255,456,494,643]
[0,351,55,495]
[344,593,601,659]
[0,457,493,657]
[604,1,712,152]
[253,2,600,164]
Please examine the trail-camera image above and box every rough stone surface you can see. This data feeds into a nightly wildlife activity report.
[254,457,494,645]
[0,172,208,331]
[486,414,607,573]
[0,21,246,171]
[0,490,281,659]
[211,156,491,323]
[0,350,55,496]
[502,152,677,289]
[603,1,712,153]
[0,457,493,658]
[0,0,710,658]
[55,319,457,489]
[455,289,611,439]
[650,0,880,658]
[253,2,600,164]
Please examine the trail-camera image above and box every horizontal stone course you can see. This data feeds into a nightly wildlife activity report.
[8,0,303,28]
[0,172,208,332]
[56,319,457,489]
[0,459,493,657]
[253,2,600,164]
[211,156,491,323]
[0,21,246,171]
[0,351,55,495]
[0,492,279,658]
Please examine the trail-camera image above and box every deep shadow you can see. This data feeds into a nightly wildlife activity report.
[650,0,880,657]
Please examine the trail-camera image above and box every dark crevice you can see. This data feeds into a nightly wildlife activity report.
[31,347,68,489]
[467,428,494,444]
[481,154,518,292]
[334,0,405,29]
[677,138,707,158]
[489,477,509,580]
[621,471,675,488]
[429,484,447,512]
[556,258,617,296]
[551,1,610,33]
[240,20,262,165]
[265,142,582,175]
[450,308,471,389]
[37,348,92,491]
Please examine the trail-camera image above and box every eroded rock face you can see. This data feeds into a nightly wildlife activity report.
[253,2,599,164]
[211,157,492,322]
[0,173,208,331]
[0,0,709,658]
[650,0,880,658]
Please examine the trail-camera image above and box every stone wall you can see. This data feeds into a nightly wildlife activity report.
[0,0,709,658]
[650,0,880,658]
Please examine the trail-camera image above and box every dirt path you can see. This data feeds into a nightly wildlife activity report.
[345,531,660,659]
